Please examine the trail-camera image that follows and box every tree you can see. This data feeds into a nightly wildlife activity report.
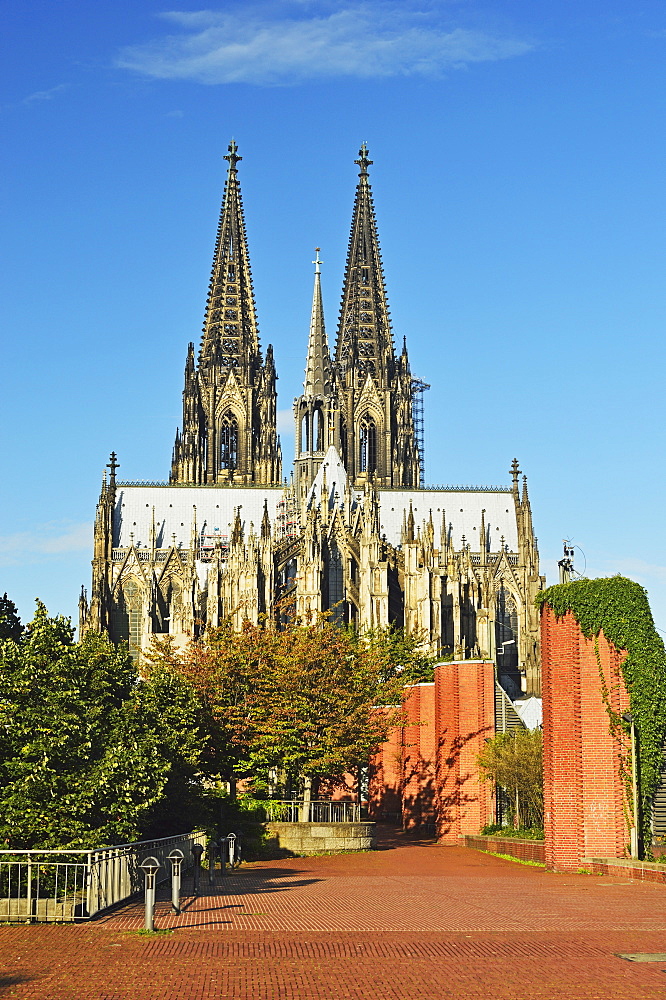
[148,612,407,796]
[477,728,543,830]
[0,593,22,642]
[0,602,206,848]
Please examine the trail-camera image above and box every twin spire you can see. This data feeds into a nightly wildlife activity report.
[172,140,419,491]
[199,139,261,371]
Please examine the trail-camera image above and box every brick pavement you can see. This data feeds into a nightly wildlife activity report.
[2,829,666,999]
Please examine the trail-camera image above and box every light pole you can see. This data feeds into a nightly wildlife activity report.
[622,712,640,859]
[167,848,184,915]
[139,856,161,931]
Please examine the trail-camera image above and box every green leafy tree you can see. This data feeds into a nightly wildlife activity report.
[0,602,205,848]
[0,593,23,643]
[477,728,543,830]
[151,612,406,795]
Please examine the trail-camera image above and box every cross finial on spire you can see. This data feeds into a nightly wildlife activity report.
[313,247,322,275]
[355,142,373,177]
[224,139,242,171]
[510,458,521,486]
[107,451,119,487]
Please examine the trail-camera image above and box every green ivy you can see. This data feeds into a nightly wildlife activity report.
[536,577,666,854]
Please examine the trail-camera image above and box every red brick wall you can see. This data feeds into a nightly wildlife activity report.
[435,660,496,842]
[541,606,630,871]
[368,707,403,822]
[401,684,436,830]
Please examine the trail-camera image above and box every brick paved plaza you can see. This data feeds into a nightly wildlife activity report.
[2,829,666,999]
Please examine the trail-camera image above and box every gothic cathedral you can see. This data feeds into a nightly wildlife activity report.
[80,143,544,696]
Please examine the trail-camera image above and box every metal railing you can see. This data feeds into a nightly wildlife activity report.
[264,800,360,823]
[0,831,206,923]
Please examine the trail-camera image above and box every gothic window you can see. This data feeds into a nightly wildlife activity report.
[312,408,323,451]
[155,578,182,635]
[340,419,348,467]
[301,413,310,454]
[226,296,237,305]
[495,584,520,697]
[224,310,237,320]
[220,411,239,471]
[327,539,344,623]
[112,577,142,661]
[359,415,377,474]
[227,265,236,281]
[361,268,369,285]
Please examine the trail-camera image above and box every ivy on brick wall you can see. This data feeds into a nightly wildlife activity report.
[536,576,666,852]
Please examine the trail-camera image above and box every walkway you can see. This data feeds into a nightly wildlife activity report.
[2,829,666,998]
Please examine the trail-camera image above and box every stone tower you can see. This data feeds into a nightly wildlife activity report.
[293,250,339,501]
[170,141,281,485]
[335,144,420,488]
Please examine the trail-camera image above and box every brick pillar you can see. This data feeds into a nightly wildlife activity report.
[541,606,630,871]
[435,660,495,842]
[368,708,403,823]
[401,683,436,831]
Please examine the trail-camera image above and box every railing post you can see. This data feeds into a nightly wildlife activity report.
[167,849,183,915]
[139,857,161,931]
[26,855,32,923]
[220,837,226,878]
[208,840,216,886]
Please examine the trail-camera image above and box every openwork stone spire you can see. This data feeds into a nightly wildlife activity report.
[329,145,418,488]
[171,142,281,485]
[335,143,395,385]
[199,140,261,370]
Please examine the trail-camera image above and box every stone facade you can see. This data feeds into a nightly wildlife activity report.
[80,142,544,691]
[264,821,376,856]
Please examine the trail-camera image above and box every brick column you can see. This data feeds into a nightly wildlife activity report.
[368,708,403,823]
[435,660,495,842]
[401,683,436,831]
[541,606,630,871]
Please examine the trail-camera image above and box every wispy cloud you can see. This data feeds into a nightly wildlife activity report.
[0,523,91,567]
[22,83,69,105]
[116,4,534,86]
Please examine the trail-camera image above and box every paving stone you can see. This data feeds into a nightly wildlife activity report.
[2,828,666,998]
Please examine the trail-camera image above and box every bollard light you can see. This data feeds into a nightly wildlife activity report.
[167,848,184,915]
[227,832,237,869]
[191,842,204,896]
[139,856,161,931]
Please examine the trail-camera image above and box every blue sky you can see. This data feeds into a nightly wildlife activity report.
[2,1,666,633]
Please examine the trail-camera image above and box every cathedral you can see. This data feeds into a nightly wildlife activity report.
[80,142,544,697]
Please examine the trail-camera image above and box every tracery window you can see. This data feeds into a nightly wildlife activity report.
[495,584,520,696]
[301,413,310,454]
[220,410,239,471]
[358,414,377,474]
[312,408,323,451]
[111,577,142,661]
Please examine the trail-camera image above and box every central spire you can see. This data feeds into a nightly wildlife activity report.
[304,249,333,397]
[335,143,395,385]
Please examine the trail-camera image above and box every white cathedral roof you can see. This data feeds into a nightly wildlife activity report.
[306,446,349,510]
[378,488,518,550]
[113,485,283,549]
[112,477,519,555]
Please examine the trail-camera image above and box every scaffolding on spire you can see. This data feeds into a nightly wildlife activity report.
[411,377,430,484]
